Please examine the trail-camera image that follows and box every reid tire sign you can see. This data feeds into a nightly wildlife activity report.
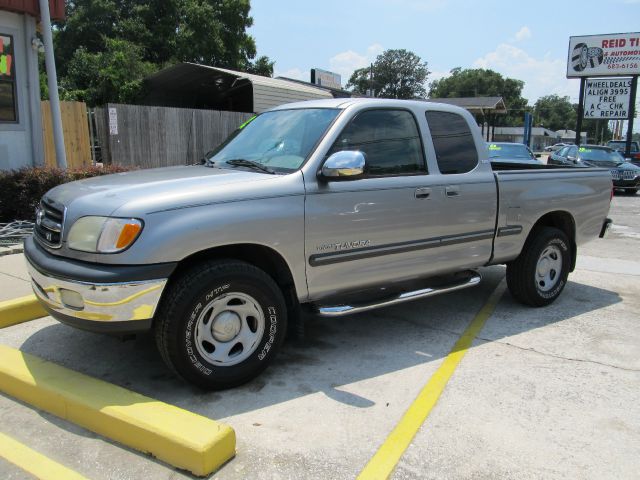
[567,33,640,78]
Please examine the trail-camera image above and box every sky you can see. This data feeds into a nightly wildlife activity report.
[249,0,640,132]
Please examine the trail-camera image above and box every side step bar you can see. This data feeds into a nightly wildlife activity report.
[316,270,482,317]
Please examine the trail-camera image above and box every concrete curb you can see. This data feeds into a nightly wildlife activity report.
[0,345,236,477]
[0,244,24,257]
[0,295,47,329]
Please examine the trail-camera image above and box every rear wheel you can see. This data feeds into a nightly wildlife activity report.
[507,227,571,307]
[155,260,287,389]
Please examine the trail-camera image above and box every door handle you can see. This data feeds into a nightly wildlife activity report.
[415,187,431,199]
[445,186,460,197]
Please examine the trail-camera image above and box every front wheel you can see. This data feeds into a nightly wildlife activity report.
[155,260,287,389]
[506,227,571,307]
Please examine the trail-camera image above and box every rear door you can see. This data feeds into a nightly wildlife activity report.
[423,110,497,270]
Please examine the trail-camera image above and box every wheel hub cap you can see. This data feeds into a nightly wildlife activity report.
[211,311,241,342]
[536,245,562,292]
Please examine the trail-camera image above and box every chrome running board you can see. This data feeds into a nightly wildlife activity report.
[316,271,482,317]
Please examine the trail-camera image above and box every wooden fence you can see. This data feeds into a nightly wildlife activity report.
[95,104,252,168]
[41,101,92,169]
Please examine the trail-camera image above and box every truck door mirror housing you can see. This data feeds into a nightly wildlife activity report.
[320,151,366,179]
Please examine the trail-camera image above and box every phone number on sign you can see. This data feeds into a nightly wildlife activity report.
[608,63,639,70]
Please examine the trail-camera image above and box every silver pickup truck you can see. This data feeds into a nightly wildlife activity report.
[25,99,613,389]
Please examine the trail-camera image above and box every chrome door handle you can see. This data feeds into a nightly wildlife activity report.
[415,187,431,199]
[445,186,460,197]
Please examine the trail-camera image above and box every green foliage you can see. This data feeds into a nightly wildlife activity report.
[60,39,156,105]
[429,68,528,125]
[52,0,272,106]
[0,166,132,222]
[533,95,576,131]
[347,49,430,99]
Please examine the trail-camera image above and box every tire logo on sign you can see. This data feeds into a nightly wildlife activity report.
[571,43,604,72]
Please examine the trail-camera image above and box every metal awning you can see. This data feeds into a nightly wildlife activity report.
[425,96,507,114]
[143,63,332,113]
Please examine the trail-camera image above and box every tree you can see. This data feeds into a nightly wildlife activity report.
[533,95,576,131]
[52,0,273,106]
[347,49,430,99]
[428,68,528,125]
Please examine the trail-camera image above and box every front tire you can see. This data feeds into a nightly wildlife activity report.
[507,227,571,307]
[155,260,287,389]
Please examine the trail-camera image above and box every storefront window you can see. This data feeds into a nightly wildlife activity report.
[0,34,17,123]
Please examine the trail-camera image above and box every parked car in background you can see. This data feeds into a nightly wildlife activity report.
[549,144,640,194]
[544,142,572,152]
[606,140,640,166]
[487,142,543,166]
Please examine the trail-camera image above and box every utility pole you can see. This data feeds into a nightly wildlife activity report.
[39,0,67,168]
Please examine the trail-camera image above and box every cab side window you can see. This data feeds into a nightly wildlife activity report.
[328,109,426,176]
[425,111,478,174]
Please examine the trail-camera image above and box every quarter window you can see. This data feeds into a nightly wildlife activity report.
[329,109,426,176]
[425,111,478,174]
[0,34,17,123]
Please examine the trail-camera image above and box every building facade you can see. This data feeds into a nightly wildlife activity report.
[0,1,64,170]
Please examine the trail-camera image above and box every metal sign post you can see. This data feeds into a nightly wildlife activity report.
[575,78,586,146]
[625,75,638,157]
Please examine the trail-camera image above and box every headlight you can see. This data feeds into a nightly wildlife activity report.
[67,217,143,253]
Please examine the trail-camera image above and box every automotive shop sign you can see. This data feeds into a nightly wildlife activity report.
[583,77,632,119]
[567,32,640,77]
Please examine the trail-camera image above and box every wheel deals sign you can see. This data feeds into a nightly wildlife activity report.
[583,77,632,119]
[567,32,640,77]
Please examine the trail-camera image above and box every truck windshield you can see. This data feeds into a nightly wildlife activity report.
[206,108,340,173]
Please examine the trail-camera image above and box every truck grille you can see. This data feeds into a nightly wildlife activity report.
[35,199,66,248]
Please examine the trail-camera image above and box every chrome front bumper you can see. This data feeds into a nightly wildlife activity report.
[27,259,167,325]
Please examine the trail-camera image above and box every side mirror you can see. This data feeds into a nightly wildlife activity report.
[320,151,365,179]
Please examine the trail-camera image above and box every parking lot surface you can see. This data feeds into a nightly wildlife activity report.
[1,193,639,479]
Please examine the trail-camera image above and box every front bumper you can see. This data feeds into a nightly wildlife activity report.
[24,236,175,333]
[613,179,640,189]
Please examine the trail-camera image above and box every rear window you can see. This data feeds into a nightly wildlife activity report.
[608,141,639,152]
[425,111,478,174]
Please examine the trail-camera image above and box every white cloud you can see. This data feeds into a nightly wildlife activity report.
[473,43,580,103]
[329,44,384,86]
[512,26,531,42]
[274,67,307,81]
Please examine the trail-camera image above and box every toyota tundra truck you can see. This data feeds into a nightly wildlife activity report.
[25,99,613,389]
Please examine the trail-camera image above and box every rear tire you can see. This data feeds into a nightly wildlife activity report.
[155,260,287,389]
[507,227,571,307]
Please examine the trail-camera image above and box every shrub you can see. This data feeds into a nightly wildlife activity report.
[0,165,132,222]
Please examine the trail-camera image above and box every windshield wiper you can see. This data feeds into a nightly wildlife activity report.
[225,159,276,174]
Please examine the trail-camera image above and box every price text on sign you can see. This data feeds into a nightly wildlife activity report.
[583,77,632,119]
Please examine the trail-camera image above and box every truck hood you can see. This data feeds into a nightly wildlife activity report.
[44,166,289,219]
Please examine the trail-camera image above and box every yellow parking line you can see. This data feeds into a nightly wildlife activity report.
[0,294,47,329]
[0,346,236,477]
[0,432,88,480]
[358,280,506,480]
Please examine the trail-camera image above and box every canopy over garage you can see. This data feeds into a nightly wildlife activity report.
[142,63,333,113]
